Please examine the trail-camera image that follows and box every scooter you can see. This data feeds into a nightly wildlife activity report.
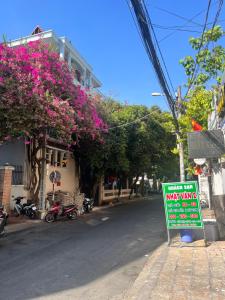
[0,206,8,237]
[13,196,37,219]
[45,202,78,223]
[83,197,94,213]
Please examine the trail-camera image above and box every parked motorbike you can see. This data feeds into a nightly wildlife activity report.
[83,197,94,213]
[45,202,78,223]
[13,196,37,219]
[200,199,208,209]
[0,206,8,237]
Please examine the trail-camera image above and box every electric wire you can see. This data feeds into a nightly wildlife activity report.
[159,8,211,43]
[93,1,224,133]
[142,1,176,95]
[126,0,172,113]
[107,112,153,130]
[152,19,225,30]
[129,0,179,132]
[154,6,205,27]
[135,1,176,113]
[126,0,151,62]
[184,0,223,98]
[152,25,202,34]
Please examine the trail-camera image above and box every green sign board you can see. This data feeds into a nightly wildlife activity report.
[162,181,203,229]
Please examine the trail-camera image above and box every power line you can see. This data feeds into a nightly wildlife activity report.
[154,6,204,27]
[82,111,157,132]
[159,8,211,43]
[129,0,179,132]
[142,1,176,95]
[185,0,223,98]
[152,19,225,30]
[184,0,212,95]
[126,0,173,113]
[152,24,202,34]
[107,112,153,130]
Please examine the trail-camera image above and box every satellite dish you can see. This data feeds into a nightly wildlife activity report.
[193,158,206,165]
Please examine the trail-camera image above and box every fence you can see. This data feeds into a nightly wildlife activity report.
[101,188,133,203]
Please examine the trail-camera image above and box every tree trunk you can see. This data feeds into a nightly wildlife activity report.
[28,138,42,205]
[140,174,145,196]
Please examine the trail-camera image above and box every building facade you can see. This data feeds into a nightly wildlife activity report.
[8,26,101,92]
[208,71,225,238]
[1,27,102,213]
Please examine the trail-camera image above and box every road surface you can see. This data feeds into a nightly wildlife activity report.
[0,196,166,300]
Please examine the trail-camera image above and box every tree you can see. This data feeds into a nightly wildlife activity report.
[180,25,225,87]
[75,98,178,199]
[179,87,212,131]
[0,41,105,202]
[178,26,225,176]
[74,98,129,199]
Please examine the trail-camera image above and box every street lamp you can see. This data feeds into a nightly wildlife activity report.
[151,92,165,97]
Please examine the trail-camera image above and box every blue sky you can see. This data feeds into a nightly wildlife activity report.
[1,0,225,110]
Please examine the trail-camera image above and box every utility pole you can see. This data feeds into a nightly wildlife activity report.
[177,86,185,182]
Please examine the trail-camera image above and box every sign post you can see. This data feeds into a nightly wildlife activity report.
[162,181,204,246]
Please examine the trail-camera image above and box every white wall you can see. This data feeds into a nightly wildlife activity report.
[45,156,78,197]
[10,185,29,210]
[212,163,225,195]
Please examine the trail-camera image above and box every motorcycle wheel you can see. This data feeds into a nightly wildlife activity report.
[13,209,19,217]
[67,211,77,220]
[45,213,55,223]
[28,210,36,219]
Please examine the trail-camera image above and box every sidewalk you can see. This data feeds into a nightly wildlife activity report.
[5,215,42,235]
[124,238,225,300]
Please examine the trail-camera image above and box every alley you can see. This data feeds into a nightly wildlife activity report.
[0,196,166,300]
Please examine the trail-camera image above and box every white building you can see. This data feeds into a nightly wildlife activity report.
[8,26,101,92]
[208,71,225,238]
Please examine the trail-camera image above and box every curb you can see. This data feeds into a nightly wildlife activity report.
[123,242,168,300]
[93,195,156,212]
[4,220,43,237]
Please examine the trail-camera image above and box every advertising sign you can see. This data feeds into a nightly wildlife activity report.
[162,181,203,229]
[187,130,225,159]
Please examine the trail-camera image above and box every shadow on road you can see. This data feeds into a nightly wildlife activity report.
[0,196,167,300]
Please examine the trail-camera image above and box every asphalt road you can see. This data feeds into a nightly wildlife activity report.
[0,196,167,300]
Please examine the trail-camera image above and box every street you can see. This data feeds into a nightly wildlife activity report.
[0,196,166,300]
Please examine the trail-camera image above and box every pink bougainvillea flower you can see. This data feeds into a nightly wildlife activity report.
[0,40,107,144]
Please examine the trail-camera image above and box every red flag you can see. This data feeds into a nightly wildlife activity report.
[191,119,203,131]
[194,165,202,175]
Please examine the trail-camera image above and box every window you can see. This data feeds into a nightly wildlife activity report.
[62,153,68,168]
[75,70,81,83]
[12,165,23,185]
[57,151,61,167]
[46,148,67,168]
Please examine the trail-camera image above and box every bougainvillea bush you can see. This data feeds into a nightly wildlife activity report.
[0,40,106,201]
[0,40,105,142]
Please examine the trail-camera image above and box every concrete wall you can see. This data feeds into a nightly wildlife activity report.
[45,156,78,197]
[0,140,25,166]
[211,162,225,239]
[10,185,29,210]
[212,195,225,239]
[0,166,14,213]
[0,141,80,210]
